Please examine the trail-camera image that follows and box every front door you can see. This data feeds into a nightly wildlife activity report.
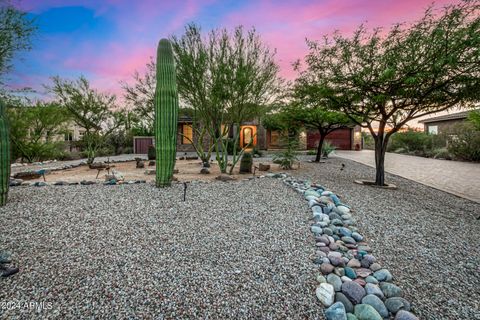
[242,127,253,148]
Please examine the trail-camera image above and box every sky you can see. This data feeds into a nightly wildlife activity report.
[9,0,461,124]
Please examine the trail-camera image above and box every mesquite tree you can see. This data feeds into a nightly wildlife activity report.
[154,39,178,187]
[296,2,480,185]
[171,24,280,174]
[0,99,9,206]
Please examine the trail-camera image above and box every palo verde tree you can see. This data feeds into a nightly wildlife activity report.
[296,1,480,185]
[48,76,123,164]
[171,23,281,174]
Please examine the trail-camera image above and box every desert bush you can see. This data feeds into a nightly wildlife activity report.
[273,139,299,170]
[446,123,480,161]
[321,141,336,158]
[147,145,156,160]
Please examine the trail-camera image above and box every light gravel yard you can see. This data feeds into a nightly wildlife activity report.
[0,178,319,319]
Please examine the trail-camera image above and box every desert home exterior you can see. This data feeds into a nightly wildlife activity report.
[133,117,362,154]
[418,109,479,135]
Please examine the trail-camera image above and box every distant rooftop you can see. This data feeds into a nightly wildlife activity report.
[418,109,478,124]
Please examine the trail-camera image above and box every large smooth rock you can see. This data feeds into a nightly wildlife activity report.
[365,276,379,284]
[373,269,393,282]
[335,292,354,313]
[316,283,335,307]
[394,310,419,320]
[344,267,357,279]
[325,302,347,320]
[341,281,366,304]
[361,294,389,318]
[347,258,361,268]
[311,225,323,234]
[336,205,350,214]
[365,283,384,299]
[354,304,382,320]
[321,263,335,275]
[346,314,358,320]
[385,297,411,313]
[327,274,343,292]
[380,282,403,298]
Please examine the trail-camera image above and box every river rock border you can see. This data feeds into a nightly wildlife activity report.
[267,173,418,320]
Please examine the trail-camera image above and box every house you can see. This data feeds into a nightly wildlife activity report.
[419,109,478,134]
[133,116,362,153]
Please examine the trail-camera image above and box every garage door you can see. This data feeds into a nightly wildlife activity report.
[307,128,352,150]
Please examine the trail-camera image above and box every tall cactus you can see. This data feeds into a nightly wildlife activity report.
[154,39,179,187]
[0,99,10,206]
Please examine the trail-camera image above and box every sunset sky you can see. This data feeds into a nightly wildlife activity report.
[10,0,460,122]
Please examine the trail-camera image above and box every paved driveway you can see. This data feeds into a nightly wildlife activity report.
[334,150,480,203]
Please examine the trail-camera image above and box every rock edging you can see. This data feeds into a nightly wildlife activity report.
[266,173,417,320]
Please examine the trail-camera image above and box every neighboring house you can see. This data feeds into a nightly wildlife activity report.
[133,116,362,153]
[419,109,478,134]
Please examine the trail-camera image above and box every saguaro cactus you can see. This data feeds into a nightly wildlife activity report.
[0,99,10,206]
[154,39,179,187]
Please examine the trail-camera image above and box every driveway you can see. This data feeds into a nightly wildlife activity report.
[333,150,480,203]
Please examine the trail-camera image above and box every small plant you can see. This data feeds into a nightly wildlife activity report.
[306,150,316,156]
[321,141,336,158]
[239,152,253,173]
[147,145,156,160]
[273,139,299,170]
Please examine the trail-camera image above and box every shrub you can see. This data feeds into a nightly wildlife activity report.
[321,141,336,158]
[306,149,316,155]
[273,139,299,170]
[447,123,480,161]
[239,152,253,173]
[223,138,240,155]
[147,145,156,160]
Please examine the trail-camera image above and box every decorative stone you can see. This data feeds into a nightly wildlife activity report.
[380,282,402,298]
[353,278,366,287]
[351,232,363,242]
[365,283,384,299]
[341,281,366,304]
[338,227,352,237]
[330,256,345,267]
[311,226,323,234]
[373,269,393,282]
[347,258,361,268]
[344,267,356,279]
[346,314,358,320]
[385,297,411,313]
[341,236,356,245]
[258,163,270,171]
[354,304,383,320]
[365,276,379,284]
[316,283,335,307]
[325,302,347,320]
[327,274,343,292]
[321,263,335,275]
[332,219,344,226]
[200,168,210,174]
[324,228,334,236]
[317,275,327,284]
[361,294,389,318]
[336,205,350,215]
[355,268,372,278]
[341,276,352,282]
[335,292,354,313]
[369,263,382,272]
[394,310,418,320]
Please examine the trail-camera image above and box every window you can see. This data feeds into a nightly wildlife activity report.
[65,132,73,141]
[428,125,438,135]
[182,124,193,144]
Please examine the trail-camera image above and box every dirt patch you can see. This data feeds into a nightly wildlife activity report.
[27,159,306,183]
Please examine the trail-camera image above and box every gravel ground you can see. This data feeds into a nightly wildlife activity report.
[0,179,320,319]
[296,157,480,320]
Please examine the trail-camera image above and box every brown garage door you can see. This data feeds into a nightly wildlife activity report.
[134,137,154,154]
[307,128,352,150]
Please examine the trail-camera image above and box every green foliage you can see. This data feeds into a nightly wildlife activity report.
[6,101,69,162]
[147,145,156,160]
[239,152,253,173]
[154,39,178,187]
[321,141,336,158]
[467,110,480,131]
[223,138,239,156]
[48,76,123,164]
[0,2,37,80]
[387,130,447,156]
[171,23,280,174]
[0,99,10,206]
[447,123,480,162]
[295,2,480,184]
[273,137,299,170]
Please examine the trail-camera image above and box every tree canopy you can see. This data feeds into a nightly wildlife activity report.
[295,1,480,185]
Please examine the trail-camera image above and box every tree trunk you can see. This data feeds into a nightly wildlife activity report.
[373,135,388,186]
[315,132,326,162]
